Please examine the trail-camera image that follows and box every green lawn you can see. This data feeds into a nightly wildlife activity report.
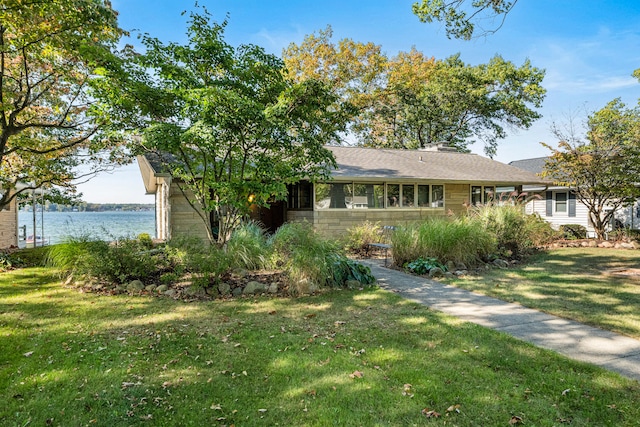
[445,248,640,339]
[2,266,640,426]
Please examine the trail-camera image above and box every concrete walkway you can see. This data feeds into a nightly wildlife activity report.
[361,260,640,382]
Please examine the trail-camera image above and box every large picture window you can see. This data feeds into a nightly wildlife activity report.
[314,182,445,210]
[287,181,312,210]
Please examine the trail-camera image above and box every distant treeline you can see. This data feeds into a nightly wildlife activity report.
[20,203,155,212]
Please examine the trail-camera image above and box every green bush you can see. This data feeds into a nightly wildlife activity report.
[343,221,382,255]
[0,251,24,271]
[405,257,447,275]
[392,218,496,268]
[165,237,229,288]
[559,224,587,240]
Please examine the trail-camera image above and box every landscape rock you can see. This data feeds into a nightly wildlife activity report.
[243,281,267,295]
[156,284,169,292]
[444,272,455,278]
[599,241,614,248]
[445,261,456,272]
[218,282,231,296]
[232,287,243,297]
[493,259,509,269]
[127,280,145,292]
[428,267,444,278]
[455,262,467,271]
[454,270,468,276]
[164,289,177,297]
[345,279,361,289]
[206,286,219,297]
[267,282,279,294]
[145,284,157,292]
[185,286,206,297]
[619,242,635,249]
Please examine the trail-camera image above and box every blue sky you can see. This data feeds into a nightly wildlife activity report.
[82,0,640,203]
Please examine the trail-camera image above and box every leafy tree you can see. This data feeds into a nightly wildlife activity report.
[412,0,518,39]
[0,0,128,209]
[127,11,346,245]
[283,30,545,156]
[542,99,640,239]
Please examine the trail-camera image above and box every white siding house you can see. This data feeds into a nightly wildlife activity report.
[511,157,639,237]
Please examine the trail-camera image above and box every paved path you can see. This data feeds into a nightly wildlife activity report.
[361,260,640,382]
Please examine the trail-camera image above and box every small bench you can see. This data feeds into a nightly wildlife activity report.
[368,225,396,266]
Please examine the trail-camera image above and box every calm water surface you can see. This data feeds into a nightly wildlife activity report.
[19,210,156,245]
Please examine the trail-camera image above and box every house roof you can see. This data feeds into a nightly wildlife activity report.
[508,156,548,174]
[328,146,549,185]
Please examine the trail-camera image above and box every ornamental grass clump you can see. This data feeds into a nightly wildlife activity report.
[392,218,496,268]
[225,221,270,270]
[469,202,556,257]
[343,220,382,255]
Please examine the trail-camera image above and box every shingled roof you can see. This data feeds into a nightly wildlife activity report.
[508,156,548,175]
[328,146,548,185]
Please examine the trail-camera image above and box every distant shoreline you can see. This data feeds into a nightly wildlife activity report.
[20,203,155,213]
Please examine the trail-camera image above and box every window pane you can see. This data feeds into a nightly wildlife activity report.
[353,183,384,208]
[418,185,429,207]
[387,184,400,207]
[287,184,299,209]
[315,183,351,209]
[432,185,444,208]
[471,186,482,205]
[556,192,567,213]
[402,184,415,207]
[299,181,312,209]
[484,186,495,204]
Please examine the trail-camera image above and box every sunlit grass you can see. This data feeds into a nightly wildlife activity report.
[446,247,640,338]
[2,266,640,426]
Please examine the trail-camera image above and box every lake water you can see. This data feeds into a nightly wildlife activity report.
[19,210,156,245]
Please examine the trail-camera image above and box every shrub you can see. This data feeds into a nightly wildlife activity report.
[165,237,229,287]
[558,224,587,240]
[343,221,382,255]
[405,257,447,275]
[225,221,270,270]
[0,251,24,271]
[331,254,376,286]
[392,218,496,268]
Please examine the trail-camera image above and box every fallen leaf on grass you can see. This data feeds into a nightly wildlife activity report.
[23,351,34,357]
[304,313,316,319]
[258,408,267,413]
[421,409,440,418]
[349,370,363,379]
[334,321,346,326]
[509,415,524,425]
[561,389,571,396]
[446,404,461,413]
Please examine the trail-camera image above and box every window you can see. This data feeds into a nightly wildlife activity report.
[314,182,445,209]
[556,192,567,213]
[418,185,429,207]
[401,184,415,207]
[287,181,312,210]
[432,185,444,208]
[387,184,400,207]
[471,185,495,205]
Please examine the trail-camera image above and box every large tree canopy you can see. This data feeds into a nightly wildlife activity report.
[0,0,128,209]
[125,12,347,244]
[542,99,640,239]
[283,27,545,157]
[412,0,518,39]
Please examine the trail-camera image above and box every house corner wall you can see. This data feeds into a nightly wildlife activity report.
[0,198,18,249]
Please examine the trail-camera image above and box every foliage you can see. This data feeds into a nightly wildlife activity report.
[47,235,163,284]
[225,221,270,270]
[559,224,587,240]
[392,218,496,267]
[405,257,447,275]
[331,255,376,285]
[0,252,23,271]
[283,25,544,157]
[412,0,518,39]
[269,222,371,293]
[120,10,347,245]
[543,99,640,239]
[0,0,129,209]
[343,221,383,255]
[469,202,555,257]
[164,237,230,287]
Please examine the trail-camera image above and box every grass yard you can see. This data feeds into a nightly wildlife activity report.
[445,248,640,339]
[2,267,640,426]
